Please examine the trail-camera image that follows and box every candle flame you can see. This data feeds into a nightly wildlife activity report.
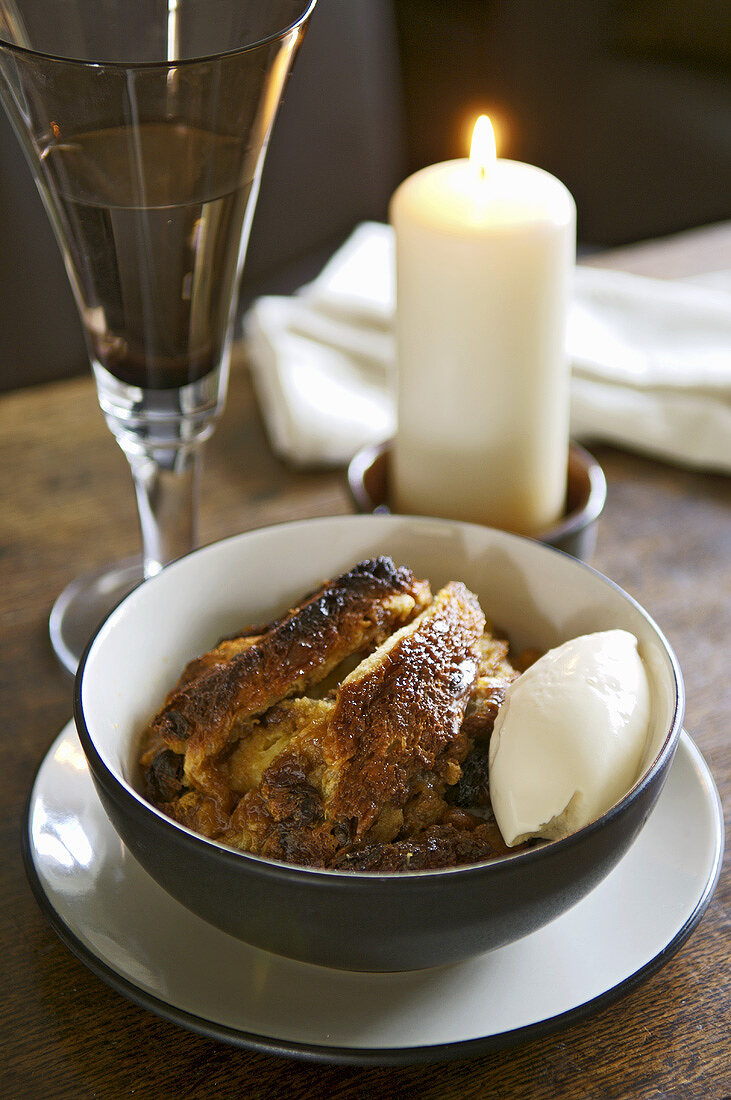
[470,115,497,181]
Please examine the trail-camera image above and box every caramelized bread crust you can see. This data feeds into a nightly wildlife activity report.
[139,558,525,871]
[322,582,484,834]
[148,557,430,803]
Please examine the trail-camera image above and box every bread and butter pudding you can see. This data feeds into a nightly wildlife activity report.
[139,556,525,870]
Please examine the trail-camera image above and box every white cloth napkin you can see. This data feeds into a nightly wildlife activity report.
[243,222,731,473]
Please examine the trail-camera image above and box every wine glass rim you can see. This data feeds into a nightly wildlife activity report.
[0,0,317,69]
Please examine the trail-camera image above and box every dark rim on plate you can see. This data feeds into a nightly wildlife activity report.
[22,731,723,1066]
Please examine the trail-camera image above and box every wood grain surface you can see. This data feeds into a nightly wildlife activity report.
[1,227,729,1099]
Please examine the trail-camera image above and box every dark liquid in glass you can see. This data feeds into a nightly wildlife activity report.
[41,122,253,389]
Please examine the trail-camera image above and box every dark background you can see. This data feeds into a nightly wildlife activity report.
[0,0,728,391]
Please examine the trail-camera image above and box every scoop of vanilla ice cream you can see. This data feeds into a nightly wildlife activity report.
[488,630,651,846]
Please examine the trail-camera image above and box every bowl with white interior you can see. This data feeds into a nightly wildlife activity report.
[74,514,684,971]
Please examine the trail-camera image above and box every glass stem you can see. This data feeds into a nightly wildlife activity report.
[125,443,202,578]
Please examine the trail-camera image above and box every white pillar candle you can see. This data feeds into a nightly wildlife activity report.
[390,117,576,535]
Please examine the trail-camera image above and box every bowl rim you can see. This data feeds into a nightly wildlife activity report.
[74,513,685,884]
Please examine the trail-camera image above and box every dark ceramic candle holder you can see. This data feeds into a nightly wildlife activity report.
[347,440,607,561]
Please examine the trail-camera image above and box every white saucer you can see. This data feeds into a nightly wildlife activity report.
[24,722,723,1066]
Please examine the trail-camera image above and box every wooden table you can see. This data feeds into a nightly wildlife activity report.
[2,224,729,1098]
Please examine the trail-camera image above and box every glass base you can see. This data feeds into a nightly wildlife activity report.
[49,557,144,676]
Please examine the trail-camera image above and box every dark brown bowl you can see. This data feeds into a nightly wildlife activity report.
[347,440,606,560]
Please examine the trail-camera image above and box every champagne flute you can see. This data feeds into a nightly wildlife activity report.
[0,0,317,673]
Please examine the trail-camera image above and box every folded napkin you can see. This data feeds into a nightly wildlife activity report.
[244,222,731,473]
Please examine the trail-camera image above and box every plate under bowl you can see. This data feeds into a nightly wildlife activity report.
[24,724,722,1063]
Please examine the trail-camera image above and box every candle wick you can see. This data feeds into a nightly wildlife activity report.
[480,163,487,183]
